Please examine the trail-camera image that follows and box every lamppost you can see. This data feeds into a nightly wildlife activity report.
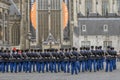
[27,32,32,50]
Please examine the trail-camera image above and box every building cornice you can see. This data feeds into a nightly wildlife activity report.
[0,0,11,5]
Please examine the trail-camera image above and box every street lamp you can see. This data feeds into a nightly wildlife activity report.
[27,32,32,49]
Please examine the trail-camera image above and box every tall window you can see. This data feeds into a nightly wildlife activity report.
[81,41,91,47]
[0,26,2,40]
[102,0,109,16]
[11,24,20,46]
[81,25,86,32]
[85,0,92,15]
[103,41,112,49]
[117,0,120,13]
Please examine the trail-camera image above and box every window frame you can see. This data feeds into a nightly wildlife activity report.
[103,24,108,32]
[81,25,86,32]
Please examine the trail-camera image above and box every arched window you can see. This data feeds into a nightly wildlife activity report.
[0,26,2,40]
[11,24,20,46]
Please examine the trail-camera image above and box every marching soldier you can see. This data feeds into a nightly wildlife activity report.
[105,46,113,72]
[58,48,65,72]
[111,47,117,70]
[45,49,51,72]
[95,46,101,71]
[90,46,97,72]
[71,47,78,75]
[80,47,86,72]
[64,48,71,73]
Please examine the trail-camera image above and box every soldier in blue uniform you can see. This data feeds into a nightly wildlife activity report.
[40,49,46,73]
[51,49,57,73]
[111,47,117,70]
[90,46,97,72]
[71,47,78,75]
[84,47,88,71]
[80,47,85,72]
[1,50,10,73]
[95,46,101,71]
[86,47,92,72]
[45,49,51,72]
[22,49,29,72]
[64,48,71,73]
[58,48,65,72]
[105,46,113,72]
[98,46,104,70]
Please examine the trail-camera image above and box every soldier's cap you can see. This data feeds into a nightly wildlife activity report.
[80,47,82,50]
[21,50,23,52]
[37,49,39,51]
[95,46,98,49]
[72,47,75,50]
[4,50,6,52]
[16,49,19,52]
[55,49,58,52]
[107,46,110,48]
[49,49,52,52]
[99,46,102,48]
[91,46,94,48]
[34,49,37,52]
[60,48,64,50]
[83,47,86,49]
[6,48,9,50]
[47,49,50,52]
[75,48,77,50]
[65,48,68,51]
[31,49,33,51]
[111,47,114,50]
[8,50,10,53]
[69,48,71,50]
[25,49,29,52]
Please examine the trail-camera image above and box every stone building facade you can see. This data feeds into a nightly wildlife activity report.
[71,0,120,51]
[0,0,11,48]
[36,0,64,49]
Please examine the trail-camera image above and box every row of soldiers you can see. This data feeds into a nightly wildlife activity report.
[0,46,117,75]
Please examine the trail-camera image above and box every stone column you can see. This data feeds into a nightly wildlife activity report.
[20,0,26,49]
[26,0,31,49]
[109,0,113,13]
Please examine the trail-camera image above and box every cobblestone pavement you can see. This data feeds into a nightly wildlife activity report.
[0,62,120,80]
